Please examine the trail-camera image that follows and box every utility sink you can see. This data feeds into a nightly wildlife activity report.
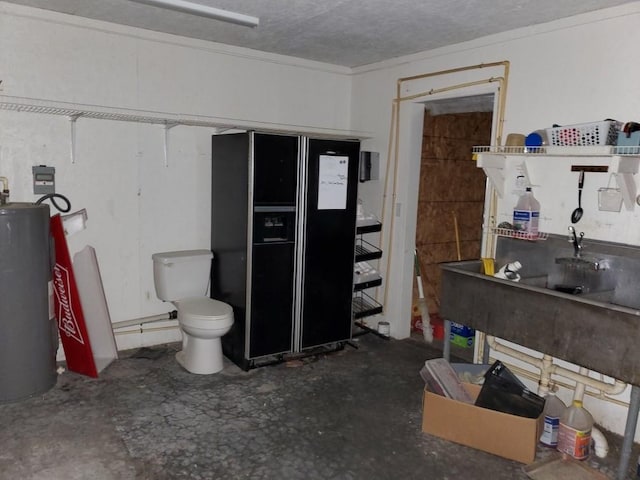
[440,235,640,386]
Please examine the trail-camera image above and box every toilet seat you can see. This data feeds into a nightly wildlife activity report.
[177,297,233,329]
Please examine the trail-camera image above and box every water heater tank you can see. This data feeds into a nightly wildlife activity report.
[0,203,57,403]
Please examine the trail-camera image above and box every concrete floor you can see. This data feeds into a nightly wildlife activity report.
[0,334,636,479]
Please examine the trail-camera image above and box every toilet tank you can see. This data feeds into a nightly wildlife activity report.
[152,250,213,301]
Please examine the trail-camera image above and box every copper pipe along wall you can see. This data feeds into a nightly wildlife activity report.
[379,61,510,313]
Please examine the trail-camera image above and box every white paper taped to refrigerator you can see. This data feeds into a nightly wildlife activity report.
[318,155,348,210]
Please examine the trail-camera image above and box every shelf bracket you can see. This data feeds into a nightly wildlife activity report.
[163,122,179,167]
[69,114,82,164]
[476,153,506,197]
[611,156,639,210]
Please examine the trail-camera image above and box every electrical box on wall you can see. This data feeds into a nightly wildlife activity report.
[359,151,380,182]
[32,165,55,194]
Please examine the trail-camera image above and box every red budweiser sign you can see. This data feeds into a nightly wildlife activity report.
[50,214,98,378]
[53,263,85,344]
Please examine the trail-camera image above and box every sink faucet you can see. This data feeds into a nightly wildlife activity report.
[555,227,607,271]
[568,226,584,257]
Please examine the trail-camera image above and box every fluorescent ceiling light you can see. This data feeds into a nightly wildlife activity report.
[130,0,259,28]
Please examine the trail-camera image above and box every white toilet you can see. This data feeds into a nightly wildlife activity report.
[152,250,234,374]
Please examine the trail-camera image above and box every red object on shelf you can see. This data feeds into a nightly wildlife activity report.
[51,214,98,378]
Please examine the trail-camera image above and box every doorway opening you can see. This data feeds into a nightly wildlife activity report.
[411,94,494,360]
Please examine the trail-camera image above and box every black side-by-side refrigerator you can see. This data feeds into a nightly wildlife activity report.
[211,132,359,370]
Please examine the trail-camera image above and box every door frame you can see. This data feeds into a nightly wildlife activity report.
[385,84,501,340]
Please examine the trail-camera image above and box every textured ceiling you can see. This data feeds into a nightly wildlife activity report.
[3,0,636,67]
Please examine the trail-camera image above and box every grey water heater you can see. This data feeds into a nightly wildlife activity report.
[0,203,57,403]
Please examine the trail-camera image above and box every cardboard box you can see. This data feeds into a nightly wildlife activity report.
[422,383,543,464]
[450,333,474,348]
[450,322,474,348]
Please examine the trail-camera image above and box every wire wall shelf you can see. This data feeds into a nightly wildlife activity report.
[490,227,548,241]
[473,145,640,156]
[0,95,235,129]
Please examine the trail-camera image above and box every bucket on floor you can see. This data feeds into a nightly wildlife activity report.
[377,321,390,336]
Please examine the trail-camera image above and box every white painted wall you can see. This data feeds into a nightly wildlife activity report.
[350,2,640,440]
[3,0,640,441]
[0,2,354,352]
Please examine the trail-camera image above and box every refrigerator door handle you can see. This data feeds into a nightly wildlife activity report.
[292,136,308,353]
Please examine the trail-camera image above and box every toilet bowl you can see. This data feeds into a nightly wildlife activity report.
[174,297,234,374]
[152,250,234,375]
